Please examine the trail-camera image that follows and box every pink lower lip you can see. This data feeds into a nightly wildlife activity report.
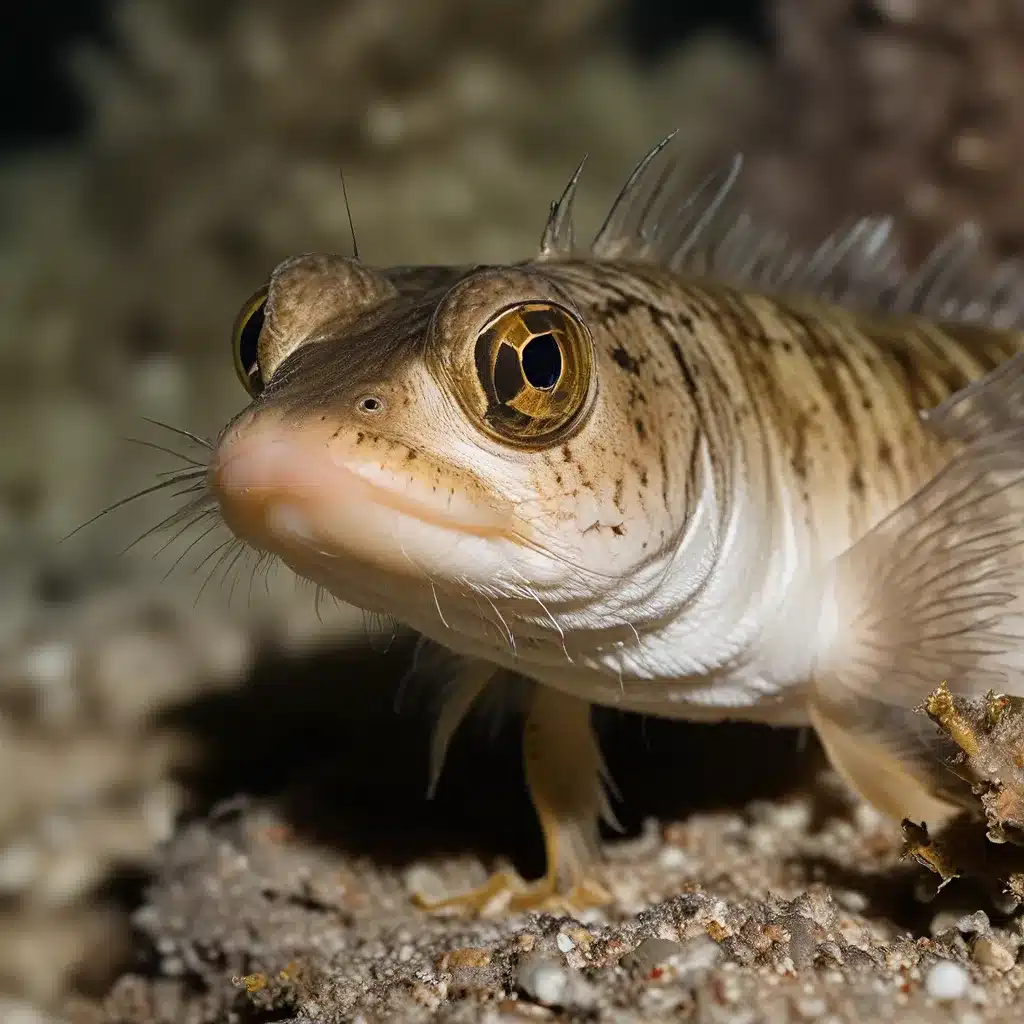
[211,434,514,552]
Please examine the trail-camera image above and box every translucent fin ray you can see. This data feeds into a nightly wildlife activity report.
[555,131,1024,330]
[538,156,586,261]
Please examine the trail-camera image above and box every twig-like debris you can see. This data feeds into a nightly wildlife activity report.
[901,683,1024,904]
[922,683,1024,846]
[901,819,959,892]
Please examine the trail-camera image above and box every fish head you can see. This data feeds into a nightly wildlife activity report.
[210,252,698,654]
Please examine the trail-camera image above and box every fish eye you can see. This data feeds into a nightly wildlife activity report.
[465,301,595,448]
[232,286,269,397]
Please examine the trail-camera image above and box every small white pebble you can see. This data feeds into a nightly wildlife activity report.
[834,888,869,913]
[925,960,970,1001]
[402,864,447,900]
[771,800,813,832]
[657,844,693,871]
[21,640,74,688]
[556,932,575,953]
[675,935,723,973]
[518,956,568,1006]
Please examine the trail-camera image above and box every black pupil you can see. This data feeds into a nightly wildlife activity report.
[521,333,562,390]
[239,300,266,388]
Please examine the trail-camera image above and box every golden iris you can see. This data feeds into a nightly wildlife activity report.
[468,301,595,447]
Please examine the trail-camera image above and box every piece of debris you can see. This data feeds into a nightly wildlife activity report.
[901,820,960,892]
[923,683,1024,846]
[900,685,1024,901]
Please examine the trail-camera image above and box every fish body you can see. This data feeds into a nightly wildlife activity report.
[205,137,1024,911]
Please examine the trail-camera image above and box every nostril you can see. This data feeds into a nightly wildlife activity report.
[357,395,384,414]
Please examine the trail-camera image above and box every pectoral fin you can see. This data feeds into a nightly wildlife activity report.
[809,352,1024,821]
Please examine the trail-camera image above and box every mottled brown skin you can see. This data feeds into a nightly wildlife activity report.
[544,262,1020,558]
[630,268,1007,548]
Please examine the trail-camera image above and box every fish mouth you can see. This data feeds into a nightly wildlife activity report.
[209,420,520,581]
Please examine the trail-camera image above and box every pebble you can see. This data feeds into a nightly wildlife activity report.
[657,844,694,872]
[402,864,447,901]
[620,934,722,980]
[517,956,569,1006]
[833,888,869,913]
[673,935,723,973]
[771,799,814,832]
[555,932,574,953]
[620,937,684,974]
[924,960,970,1001]
[21,640,74,689]
[971,935,1016,972]
[956,911,991,936]
[516,954,595,1009]
[930,910,971,937]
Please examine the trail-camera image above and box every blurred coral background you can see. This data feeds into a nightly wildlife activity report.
[3,1,1024,1019]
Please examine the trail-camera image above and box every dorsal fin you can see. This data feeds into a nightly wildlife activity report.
[538,156,586,261]
[559,131,1024,331]
[591,132,743,270]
